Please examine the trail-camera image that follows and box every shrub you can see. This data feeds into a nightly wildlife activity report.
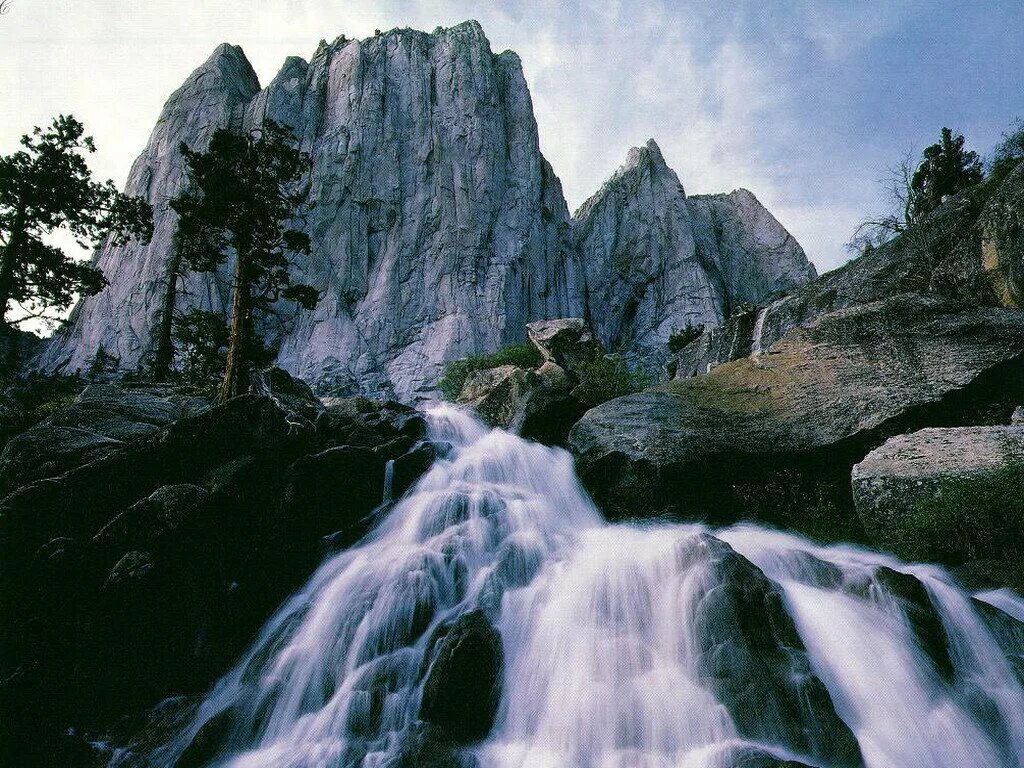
[171,309,230,393]
[571,352,649,410]
[667,324,705,354]
[437,343,542,400]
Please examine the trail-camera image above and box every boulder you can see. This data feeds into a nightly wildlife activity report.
[571,294,1024,537]
[458,365,533,428]
[526,318,603,370]
[249,366,324,428]
[456,361,586,447]
[419,610,503,743]
[92,484,210,556]
[852,426,1024,573]
[0,388,425,756]
[0,384,192,495]
[686,534,862,767]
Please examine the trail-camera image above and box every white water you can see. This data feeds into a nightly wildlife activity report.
[151,406,1024,768]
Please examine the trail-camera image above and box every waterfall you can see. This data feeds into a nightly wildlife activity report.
[148,406,1024,768]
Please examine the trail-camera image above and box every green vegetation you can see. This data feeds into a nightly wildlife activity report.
[437,343,542,400]
[900,464,1024,564]
[907,127,983,222]
[667,323,705,354]
[0,115,152,329]
[169,120,319,400]
[570,352,649,409]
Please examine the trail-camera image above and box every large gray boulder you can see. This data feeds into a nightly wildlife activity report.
[570,293,1024,536]
[0,384,195,495]
[852,426,1024,581]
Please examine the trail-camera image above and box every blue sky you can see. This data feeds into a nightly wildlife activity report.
[2,0,1022,272]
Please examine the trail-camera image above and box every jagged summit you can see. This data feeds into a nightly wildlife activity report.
[36,20,813,398]
[572,140,812,368]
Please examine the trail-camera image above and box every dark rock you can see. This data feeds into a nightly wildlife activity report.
[278,445,389,548]
[0,388,421,757]
[720,745,814,768]
[419,609,503,743]
[316,396,425,449]
[846,566,954,682]
[571,294,1024,538]
[385,723,476,768]
[93,484,210,555]
[0,383,189,494]
[526,318,603,370]
[686,534,863,767]
[457,358,587,447]
[249,366,324,428]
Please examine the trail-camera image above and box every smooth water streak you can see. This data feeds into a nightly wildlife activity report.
[150,406,1024,768]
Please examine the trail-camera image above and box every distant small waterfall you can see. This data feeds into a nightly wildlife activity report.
[148,406,1024,768]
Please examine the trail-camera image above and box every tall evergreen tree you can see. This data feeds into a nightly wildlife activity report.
[907,127,983,222]
[0,115,152,328]
[170,121,319,400]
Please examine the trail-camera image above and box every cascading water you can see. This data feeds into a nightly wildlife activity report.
[149,405,1024,768]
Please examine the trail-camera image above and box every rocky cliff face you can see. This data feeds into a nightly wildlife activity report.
[36,22,814,399]
[573,139,814,370]
[35,44,260,378]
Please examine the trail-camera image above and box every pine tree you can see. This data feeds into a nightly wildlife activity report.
[0,115,152,328]
[907,127,983,222]
[169,121,319,401]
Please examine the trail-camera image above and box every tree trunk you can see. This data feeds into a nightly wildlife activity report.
[150,249,182,382]
[0,208,26,328]
[218,249,251,402]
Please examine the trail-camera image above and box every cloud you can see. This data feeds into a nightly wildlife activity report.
[2,0,1021,283]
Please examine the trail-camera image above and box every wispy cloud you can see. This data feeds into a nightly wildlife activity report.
[1,0,1021,272]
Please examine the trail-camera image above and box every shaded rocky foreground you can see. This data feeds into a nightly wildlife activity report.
[5,389,1024,767]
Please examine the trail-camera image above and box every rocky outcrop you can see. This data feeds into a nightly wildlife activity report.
[687,534,863,766]
[672,162,1024,379]
[852,426,1024,585]
[573,140,814,372]
[38,23,584,401]
[570,293,1024,537]
[455,318,608,445]
[36,23,813,401]
[419,609,503,743]
[0,378,432,762]
[34,44,260,378]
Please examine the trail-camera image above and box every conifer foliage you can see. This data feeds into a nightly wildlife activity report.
[169,121,320,400]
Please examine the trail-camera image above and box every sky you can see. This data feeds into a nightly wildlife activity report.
[2,0,1023,276]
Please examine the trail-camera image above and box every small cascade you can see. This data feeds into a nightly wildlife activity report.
[149,408,1024,768]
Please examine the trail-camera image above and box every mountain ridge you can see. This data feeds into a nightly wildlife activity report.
[35,21,814,399]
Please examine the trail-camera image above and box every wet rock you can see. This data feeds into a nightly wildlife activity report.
[853,426,1024,567]
[419,609,503,743]
[687,534,863,767]
[846,566,954,682]
[721,745,814,768]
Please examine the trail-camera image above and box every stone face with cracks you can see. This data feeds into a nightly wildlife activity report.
[36,23,814,400]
